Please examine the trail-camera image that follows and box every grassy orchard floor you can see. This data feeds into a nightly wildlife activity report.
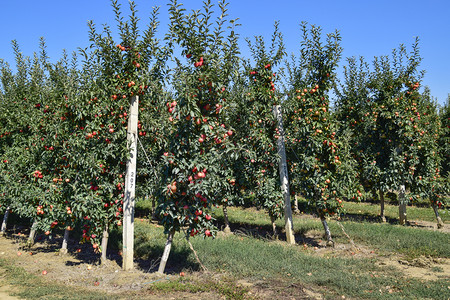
[0,201,448,299]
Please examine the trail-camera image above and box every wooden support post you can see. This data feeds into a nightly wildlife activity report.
[123,95,139,270]
[273,105,295,245]
[398,184,407,225]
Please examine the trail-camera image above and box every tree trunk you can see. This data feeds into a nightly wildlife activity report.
[270,214,278,239]
[379,190,386,223]
[222,203,231,233]
[27,220,38,245]
[293,194,300,214]
[431,202,444,229]
[151,197,157,220]
[60,228,70,255]
[398,184,407,225]
[158,229,175,274]
[318,210,334,247]
[101,222,109,264]
[1,207,10,235]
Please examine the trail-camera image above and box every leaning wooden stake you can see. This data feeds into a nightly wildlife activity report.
[123,95,139,270]
[272,105,295,244]
[1,207,10,235]
[185,235,207,272]
[398,184,407,225]
[337,221,356,249]
[158,230,175,274]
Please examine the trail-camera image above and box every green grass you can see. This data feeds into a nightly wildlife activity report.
[135,198,155,217]
[211,205,450,258]
[334,221,450,258]
[145,275,249,300]
[133,216,450,299]
[342,200,449,223]
[0,259,114,300]
[192,235,449,299]
[1,202,449,299]
[293,196,449,224]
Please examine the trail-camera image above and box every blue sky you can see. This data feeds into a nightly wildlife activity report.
[1,0,449,106]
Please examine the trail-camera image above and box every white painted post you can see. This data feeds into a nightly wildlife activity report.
[273,105,295,245]
[123,95,139,270]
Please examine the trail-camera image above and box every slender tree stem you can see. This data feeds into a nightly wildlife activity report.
[223,203,231,233]
[398,184,407,225]
[270,214,278,239]
[101,222,109,264]
[158,230,175,274]
[318,210,334,247]
[1,207,10,235]
[293,194,300,214]
[379,190,386,223]
[60,228,70,255]
[431,202,444,229]
[28,220,38,246]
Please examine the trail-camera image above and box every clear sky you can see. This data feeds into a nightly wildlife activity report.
[1,0,448,106]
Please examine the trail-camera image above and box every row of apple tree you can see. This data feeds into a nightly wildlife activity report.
[0,0,448,266]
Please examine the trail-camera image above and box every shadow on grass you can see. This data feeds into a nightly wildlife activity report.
[340,213,399,225]
[2,227,115,265]
[296,197,404,226]
[212,214,322,248]
[137,244,199,274]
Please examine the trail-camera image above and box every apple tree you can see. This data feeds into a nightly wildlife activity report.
[283,23,359,245]
[155,0,240,273]
[232,22,286,236]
